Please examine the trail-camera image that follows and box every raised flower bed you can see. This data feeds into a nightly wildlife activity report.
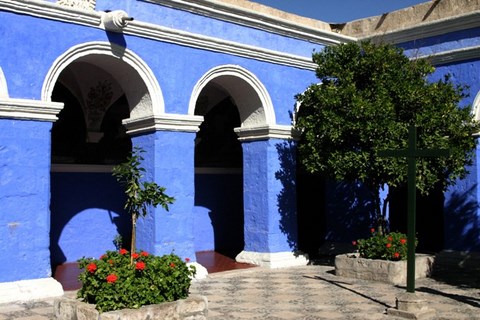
[335,253,434,285]
[335,229,435,285]
[54,294,208,320]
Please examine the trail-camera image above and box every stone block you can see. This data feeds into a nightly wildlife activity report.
[54,295,208,320]
[334,253,434,285]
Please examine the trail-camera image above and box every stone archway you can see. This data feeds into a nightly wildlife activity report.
[190,65,274,259]
[43,42,163,271]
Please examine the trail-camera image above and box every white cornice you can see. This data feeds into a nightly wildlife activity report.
[140,0,354,45]
[126,21,317,70]
[418,46,480,66]
[123,114,204,135]
[0,0,319,70]
[0,98,63,121]
[234,124,300,141]
[359,12,480,45]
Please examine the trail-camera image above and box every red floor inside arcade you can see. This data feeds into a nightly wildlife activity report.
[53,251,257,291]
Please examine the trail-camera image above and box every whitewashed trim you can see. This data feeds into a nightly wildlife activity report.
[141,0,354,45]
[0,98,63,121]
[127,21,317,70]
[42,41,163,120]
[123,114,204,135]
[0,278,63,304]
[0,0,318,70]
[189,64,275,127]
[0,68,8,98]
[235,250,309,268]
[416,46,480,66]
[234,124,300,141]
[362,12,480,44]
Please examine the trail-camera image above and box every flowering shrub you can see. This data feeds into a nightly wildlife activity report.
[77,249,196,312]
[353,228,415,261]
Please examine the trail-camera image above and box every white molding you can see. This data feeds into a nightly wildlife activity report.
[0,0,318,70]
[235,250,309,268]
[417,46,480,66]
[42,41,164,120]
[140,0,354,46]
[361,12,480,44]
[234,124,300,141]
[189,64,275,127]
[123,114,204,135]
[0,98,63,121]
[0,67,8,98]
[0,278,64,304]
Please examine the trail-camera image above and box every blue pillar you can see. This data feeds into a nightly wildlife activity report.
[132,130,197,261]
[236,138,308,267]
[0,120,54,281]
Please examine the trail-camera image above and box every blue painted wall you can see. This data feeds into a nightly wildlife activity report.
[194,172,244,256]
[0,120,52,281]
[243,139,298,253]
[50,172,130,266]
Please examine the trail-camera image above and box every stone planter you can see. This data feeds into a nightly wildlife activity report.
[335,253,434,285]
[54,295,208,320]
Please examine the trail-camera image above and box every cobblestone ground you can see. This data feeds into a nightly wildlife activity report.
[189,265,480,320]
[0,264,479,319]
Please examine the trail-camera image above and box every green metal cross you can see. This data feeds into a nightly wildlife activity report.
[378,125,449,293]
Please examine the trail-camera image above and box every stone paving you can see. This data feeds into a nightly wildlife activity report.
[0,263,479,319]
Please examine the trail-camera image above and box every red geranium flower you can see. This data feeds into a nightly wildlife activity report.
[87,263,97,273]
[119,249,128,255]
[185,258,190,262]
[100,254,106,260]
[106,274,118,283]
[135,261,146,271]
[351,240,357,246]
[400,238,407,245]
[393,252,400,259]
[140,251,149,257]
[170,263,175,268]
[108,259,114,265]
[386,243,392,248]
[370,228,375,233]
[132,253,139,259]
[387,236,393,242]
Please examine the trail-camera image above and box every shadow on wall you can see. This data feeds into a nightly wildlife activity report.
[444,184,480,252]
[50,172,131,272]
[275,140,374,256]
[324,180,376,243]
[275,140,299,252]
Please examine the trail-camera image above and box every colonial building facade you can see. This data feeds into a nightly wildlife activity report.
[0,0,478,302]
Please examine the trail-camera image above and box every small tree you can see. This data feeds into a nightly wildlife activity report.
[112,146,175,263]
[294,40,479,232]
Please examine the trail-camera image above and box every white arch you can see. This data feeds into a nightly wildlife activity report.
[473,90,480,122]
[0,67,8,98]
[42,41,164,119]
[188,64,275,128]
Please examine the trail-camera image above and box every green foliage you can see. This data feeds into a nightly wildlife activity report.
[77,249,196,312]
[112,146,175,219]
[354,229,414,261]
[294,40,479,223]
[112,146,175,256]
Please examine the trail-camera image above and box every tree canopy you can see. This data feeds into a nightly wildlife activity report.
[294,40,479,221]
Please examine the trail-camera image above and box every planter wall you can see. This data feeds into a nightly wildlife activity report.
[335,253,435,285]
[54,295,208,320]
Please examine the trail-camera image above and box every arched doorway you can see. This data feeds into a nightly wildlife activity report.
[193,82,244,259]
[44,43,163,277]
[190,65,275,265]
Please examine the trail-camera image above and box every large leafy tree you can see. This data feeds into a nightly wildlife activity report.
[294,40,479,231]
